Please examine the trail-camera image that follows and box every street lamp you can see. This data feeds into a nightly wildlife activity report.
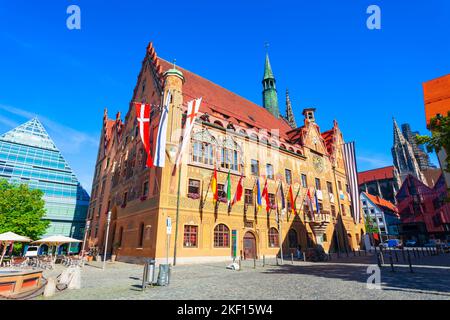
[82,220,91,257]
[102,211,112,270]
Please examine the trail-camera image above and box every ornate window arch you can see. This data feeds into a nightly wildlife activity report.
[191,129,217,166]
[214,224,230,247]
[219,136,242,172]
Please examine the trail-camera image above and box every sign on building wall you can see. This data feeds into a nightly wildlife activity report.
[166,217,172,235]
[231,230,237,259]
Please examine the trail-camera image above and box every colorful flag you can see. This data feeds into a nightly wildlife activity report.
[261,179,270,212]
[255,178,262,212]
[211,167,218,205]
[223,170,232,206]
[314,189,321,214]
[278,182,286,215]
[135,102,153,168]
[342,141,361,223]
[153,90,171,167]
[288,185,296,215]
[306,188,315,219]
[175,97,202,165]
[232,174,243,206]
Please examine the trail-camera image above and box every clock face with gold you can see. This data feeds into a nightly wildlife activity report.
[313,155,324,173]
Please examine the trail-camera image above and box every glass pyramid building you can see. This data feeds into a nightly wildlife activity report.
[0,118,90,240]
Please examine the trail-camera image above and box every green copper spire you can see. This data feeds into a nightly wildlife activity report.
[262,53,279,118]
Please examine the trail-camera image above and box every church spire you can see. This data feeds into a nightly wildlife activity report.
[262,53,280,118]
[391,118,426,184]
[285,89,297,128]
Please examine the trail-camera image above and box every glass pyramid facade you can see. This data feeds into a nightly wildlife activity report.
[0,118,90,240]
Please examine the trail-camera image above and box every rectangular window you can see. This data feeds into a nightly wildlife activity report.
[346,184,350,193]
[338,181,342,191]
[142,181,149,197]
[341,204,346,216]
[327,181,333,194]
[183,225,198,247]
[285,169,292,185]
[266,164,274,179]
[301,174,307,188]
[268,193,275,206]
[251,159,259,176]
[244,189,253,205]
[315,178,321,190]
[331,205,336,217]
[188,179,200,195]
[218,184,225,198]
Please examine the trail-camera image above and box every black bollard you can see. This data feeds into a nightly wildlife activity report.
[346,249,349,258]
[394,249,399,263]
[358,249,361,257]
[291,253,294,265]
[239,258,242,271]
[376,250,382,268]
[253,257,256,269]
[407,250,413,273]
[263,255,265,267]
[353,248,356,257]
[402,247,406,262]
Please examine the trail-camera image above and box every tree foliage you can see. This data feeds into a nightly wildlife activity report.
[364,214,379,234]
[416,111,450,172]
[0,179,49,240]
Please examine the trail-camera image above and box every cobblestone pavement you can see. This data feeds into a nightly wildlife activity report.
[39,252,450,300]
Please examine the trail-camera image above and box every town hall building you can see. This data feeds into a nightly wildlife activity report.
[85,42,365,264]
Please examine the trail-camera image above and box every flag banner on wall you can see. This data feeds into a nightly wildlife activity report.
[153,90,171,167]
[306,188,315,220]
[134,102,153,168]
[231,174,243,206]
[223,170,232,206]
[288,185,296,215]
[175,97,202,166]
[255,178,262,212]
[342,141,361,224]
[278,182,286,215]
[211,167,218,205]
[314,189,321,214]
[261,179,270,212]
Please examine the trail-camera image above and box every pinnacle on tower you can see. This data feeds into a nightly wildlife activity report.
[285,89,297,128]
[262,53,280,118]
[393,118,406,145]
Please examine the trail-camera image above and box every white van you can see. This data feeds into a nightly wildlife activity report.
[24,246,39,257]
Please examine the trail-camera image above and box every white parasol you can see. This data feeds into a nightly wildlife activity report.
[0,232,32,266]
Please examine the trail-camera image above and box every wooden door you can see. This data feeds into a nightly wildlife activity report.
[243,232,256,259]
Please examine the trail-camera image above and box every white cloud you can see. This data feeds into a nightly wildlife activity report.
[357,154,392,170]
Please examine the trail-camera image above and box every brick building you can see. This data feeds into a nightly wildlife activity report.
[85,42,365,264]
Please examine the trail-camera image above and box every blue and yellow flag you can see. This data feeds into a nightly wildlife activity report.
[255,178,262,212]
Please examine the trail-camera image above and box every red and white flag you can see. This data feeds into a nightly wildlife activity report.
[135,102,153,168]
[175,97,202,165]
[153,90,171,167]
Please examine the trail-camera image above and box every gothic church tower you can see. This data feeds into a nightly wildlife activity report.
[262,53,280,118]
[392,118,426,184]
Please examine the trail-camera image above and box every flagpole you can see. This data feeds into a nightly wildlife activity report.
[275,182,283,264]
[173,163,182,266]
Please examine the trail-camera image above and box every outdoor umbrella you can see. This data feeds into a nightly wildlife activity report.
[32,235,82,262]
[0,232,32,266]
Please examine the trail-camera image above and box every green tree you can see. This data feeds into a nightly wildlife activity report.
[416,111,450,172]
[364,214,379,234]
[0,179,49,240]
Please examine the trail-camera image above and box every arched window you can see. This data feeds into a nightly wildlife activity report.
[268,228,279,247]
[214,224,230,247]
[250,133,258,142]
[220,137,241,172]
[138,223,144,248]
[191,129,216,166]
[288,229,298,248]
[280,144,287,150]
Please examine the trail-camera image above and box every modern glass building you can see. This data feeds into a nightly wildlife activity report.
[0,118,89,239]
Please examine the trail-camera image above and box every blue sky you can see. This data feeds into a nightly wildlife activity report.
[1,0,449,192]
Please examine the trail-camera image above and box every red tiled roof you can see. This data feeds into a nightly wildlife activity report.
[157,59,295,140]
[358,166,395,184]
[366,193,398,214]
